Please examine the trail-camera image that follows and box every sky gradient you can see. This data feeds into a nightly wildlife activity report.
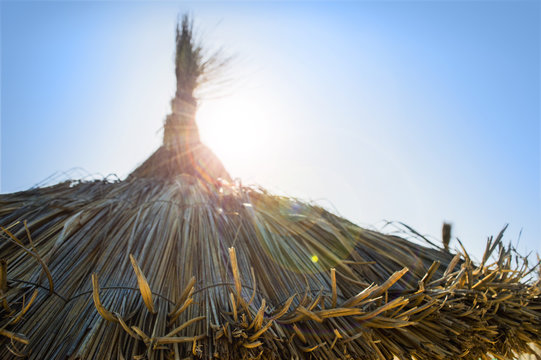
[1,1,540,262]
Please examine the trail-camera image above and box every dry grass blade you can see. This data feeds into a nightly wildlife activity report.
[116,313,140,340]
[316,307,362,319]
[155,334,205,345]
[331,267,337,308]
[8,289,38,325]
[0,226,54,294]
[129,254,155,314]
[242,341,262,349]
[91,273,117,323]
[372,267,409,298]
[229,292,237,322]
[169,276,195,317]
[0,260,7,293]
[169,297,195,326]
[247,320,274,342]
[166,316,205,337]
[0,260,10,312]
[248,299,266,331]
[355,296,409,321]
[420,261,440,285]
[271,294,296,320]
[0,329,28,345]
[342,284,377,308]
[229,247,242,299]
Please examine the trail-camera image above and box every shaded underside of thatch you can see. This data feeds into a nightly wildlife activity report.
[0,175,539,360]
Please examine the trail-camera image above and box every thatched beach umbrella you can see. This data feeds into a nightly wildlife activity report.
[1,16,539,360]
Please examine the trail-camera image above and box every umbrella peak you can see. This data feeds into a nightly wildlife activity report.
[163,15,201,150]
[129,15,231,183]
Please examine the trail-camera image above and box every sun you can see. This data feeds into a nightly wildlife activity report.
[197,92,271,170]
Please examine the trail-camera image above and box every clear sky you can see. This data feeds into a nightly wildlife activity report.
[1,1,539,262]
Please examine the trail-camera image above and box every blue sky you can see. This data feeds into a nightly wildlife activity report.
[1,1,539,262]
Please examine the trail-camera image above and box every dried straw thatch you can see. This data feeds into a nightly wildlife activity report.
[1,16,539,360]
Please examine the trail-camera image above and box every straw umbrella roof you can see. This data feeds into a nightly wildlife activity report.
[0,16,539,360]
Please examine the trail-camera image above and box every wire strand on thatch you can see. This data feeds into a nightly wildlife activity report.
[442,222,452,252]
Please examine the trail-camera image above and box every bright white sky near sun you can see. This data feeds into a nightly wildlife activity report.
[1,1,539,262]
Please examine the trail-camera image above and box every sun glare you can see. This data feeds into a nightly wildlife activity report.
[197,93,271,170]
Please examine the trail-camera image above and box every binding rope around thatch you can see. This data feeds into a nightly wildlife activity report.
[0,177,539,359]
